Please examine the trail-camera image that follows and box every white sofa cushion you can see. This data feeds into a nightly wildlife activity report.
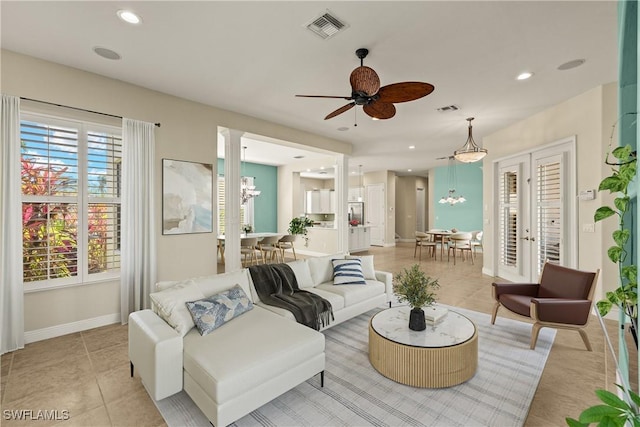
[186,285,254,336]
[183,306,324,404]
[316,280,385,307]
[305,288,345,311]
[150,280,205,337]
[346,255,376,280]
[286,259,314,289]
[307,254,344,286]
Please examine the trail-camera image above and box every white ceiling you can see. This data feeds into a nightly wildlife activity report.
[1,1,618,176]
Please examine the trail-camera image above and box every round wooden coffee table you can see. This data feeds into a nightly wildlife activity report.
[368,305,478,388]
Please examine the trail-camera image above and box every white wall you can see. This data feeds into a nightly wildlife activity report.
[482,82,617,300]
[2,50,350,333]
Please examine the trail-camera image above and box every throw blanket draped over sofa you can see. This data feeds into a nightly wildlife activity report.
[249,263,333,330]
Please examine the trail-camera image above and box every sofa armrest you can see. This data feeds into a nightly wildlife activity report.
[128,309,183,400]
[375,270,393,302]
[530,298,592,325]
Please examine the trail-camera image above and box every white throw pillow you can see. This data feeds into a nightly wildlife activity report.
[150,280,205,337]
[346,255,376,280]
[332,258,367,285]
[308,254,345,285]
[286,260,314,289]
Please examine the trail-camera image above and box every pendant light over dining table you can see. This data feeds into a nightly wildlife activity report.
[453,117,487,163]
[439,156,466,205]
[241,146,261,205]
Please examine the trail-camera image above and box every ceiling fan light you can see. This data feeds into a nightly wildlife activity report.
[453,117,488,163]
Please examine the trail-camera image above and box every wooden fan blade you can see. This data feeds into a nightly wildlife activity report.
[325,103,356,120]
[363,101,396,120]
[350,66,380,96]
[377,82,435,103]
[296,95,353,99]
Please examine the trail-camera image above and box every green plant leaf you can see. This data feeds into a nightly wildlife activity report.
[565,418,588,427]
[596,389,630,410]
[579,405,622,423]
[608,246,623,263]
[595,206,616,222]
[612,145,633,160]
[597,300,613,316]
[614,197,630,213]
[622,266,638,283]
[599,176,626,193]
[613,229,631,247]
[620,162,637,184]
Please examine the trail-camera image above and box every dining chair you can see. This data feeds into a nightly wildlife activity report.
[277,234,297,261]
[257,235,282,264]
[470,230,483,255]
[414,231,436,261]
[240,237,260,266]
[447,232,473,265]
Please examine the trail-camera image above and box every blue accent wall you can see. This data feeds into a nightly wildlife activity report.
[433,162,483,232]
[217,159,278,232]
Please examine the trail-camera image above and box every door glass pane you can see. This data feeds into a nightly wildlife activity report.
[536,160,562,274]
[499,170,518,266]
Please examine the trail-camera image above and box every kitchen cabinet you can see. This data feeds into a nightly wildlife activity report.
[306,189,335,213]
[349,226,371,253]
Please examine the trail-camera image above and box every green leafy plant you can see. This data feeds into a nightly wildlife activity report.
[393,264,440,309]
[288,216,314,246]
[593,144,638,332]
[566,385,640,427]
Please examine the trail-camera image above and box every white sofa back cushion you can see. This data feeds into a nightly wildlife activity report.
[150,279,205,337]
[286,260,314,289]
[307,254,345,286]
[346,255,376,280]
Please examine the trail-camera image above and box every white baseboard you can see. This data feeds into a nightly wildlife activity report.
[24,312,120,344]
[482,267,494,277]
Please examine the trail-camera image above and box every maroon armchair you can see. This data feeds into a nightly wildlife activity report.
[491,262,600,350]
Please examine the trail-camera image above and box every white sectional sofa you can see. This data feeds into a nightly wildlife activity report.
[128,254,392,427]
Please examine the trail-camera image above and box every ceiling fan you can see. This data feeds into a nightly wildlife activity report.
[296,48,435,121]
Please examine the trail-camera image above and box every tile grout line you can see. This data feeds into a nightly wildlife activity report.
[80,331,114,427]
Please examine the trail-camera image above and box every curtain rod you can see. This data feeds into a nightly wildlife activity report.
[20,97,161,127]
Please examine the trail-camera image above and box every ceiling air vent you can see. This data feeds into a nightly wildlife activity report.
[437,105,460,112]
[306,11,349,40]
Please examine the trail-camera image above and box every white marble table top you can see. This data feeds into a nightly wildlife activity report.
[371,305,476,348]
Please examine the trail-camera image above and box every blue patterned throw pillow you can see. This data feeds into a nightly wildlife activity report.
[186,284,254,336]
[332,258,366,285]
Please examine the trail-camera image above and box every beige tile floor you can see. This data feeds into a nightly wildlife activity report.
[0,242,627,426]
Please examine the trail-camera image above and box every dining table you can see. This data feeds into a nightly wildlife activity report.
[217,232,283,264]
[425,230,453,261]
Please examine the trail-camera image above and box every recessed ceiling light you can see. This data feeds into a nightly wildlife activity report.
[516,72,534,81]
[372,117,380,121]
[320,166,325,170]
[117,10,142,24]
[337,127,349,131]
[306,169,311,172]
[409,145,415,150]
[557,59,586,71]
[93,46,121,60]
[407,169,412,172]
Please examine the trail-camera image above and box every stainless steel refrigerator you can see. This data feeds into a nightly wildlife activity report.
[348,202,364,224]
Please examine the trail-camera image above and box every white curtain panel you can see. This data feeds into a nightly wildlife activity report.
[0,95,24,354]
[120,118,157,323]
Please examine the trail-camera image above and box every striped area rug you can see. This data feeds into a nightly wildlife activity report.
[155,305,555,427]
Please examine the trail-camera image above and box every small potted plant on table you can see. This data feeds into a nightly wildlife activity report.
[393,264,440,331]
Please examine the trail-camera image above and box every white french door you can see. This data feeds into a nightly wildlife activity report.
[366,183,385,246]
[495,139,575,282]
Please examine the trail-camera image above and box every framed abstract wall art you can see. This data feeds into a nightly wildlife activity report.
[162,158,213,235]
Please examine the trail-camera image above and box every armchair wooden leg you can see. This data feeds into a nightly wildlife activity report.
[491,302,500,325]
[578,328,593,351]
[530,323,542,349]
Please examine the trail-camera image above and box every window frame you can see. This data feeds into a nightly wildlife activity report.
[21,112,122,292]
